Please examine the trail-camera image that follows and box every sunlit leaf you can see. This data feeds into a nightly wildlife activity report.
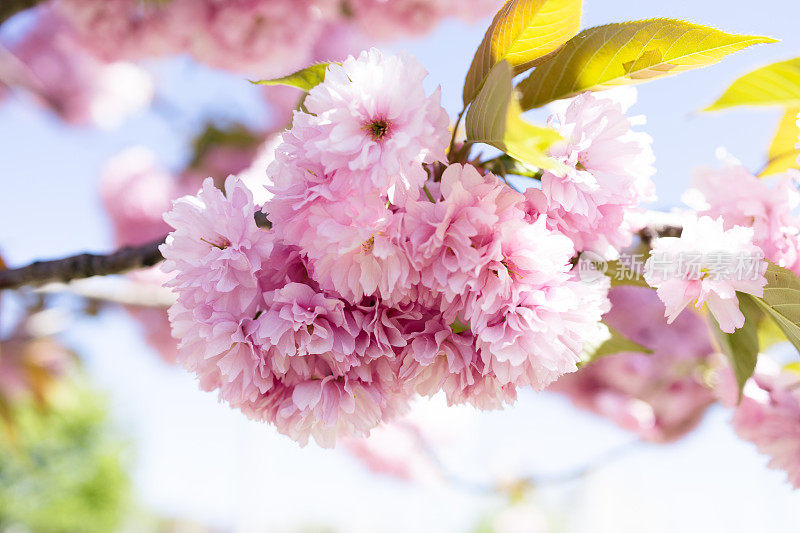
[465,61,561,169]
[481,154,543,179]
[463,0,583,104]
[760,106,800,176]
[712,293,762,399]
[582,325,652,365]
[751,263,800,355]
[706,57,800,111]
[517,19,775,109]
[250,62,330,91]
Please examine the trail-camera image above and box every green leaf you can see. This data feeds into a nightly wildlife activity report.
[706,58,800,111]
[517,19,776,110]
[450,317,471,334]
[757,305,789,350]
[582,324,652,365]
[712,293,762,399]
[250,62,331,91]
[462,0,583,104]
[465,61,562,170]
[760,106,800,177]
[750,263,800,354]
[481,154,543,179]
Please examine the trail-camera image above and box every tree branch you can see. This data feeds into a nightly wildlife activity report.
[0,211,679,292]
[0,0,46,26]
[0,212,272,291]
[0,239,165,290]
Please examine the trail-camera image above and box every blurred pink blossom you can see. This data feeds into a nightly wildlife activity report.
[551,286,716,442]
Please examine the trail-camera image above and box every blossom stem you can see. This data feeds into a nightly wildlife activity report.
[447,106,467,161]
[423,184,435,202]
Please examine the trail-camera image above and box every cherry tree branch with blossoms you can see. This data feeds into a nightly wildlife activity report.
[4,0,800,500]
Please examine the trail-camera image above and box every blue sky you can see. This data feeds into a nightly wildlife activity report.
[2,1,800,531]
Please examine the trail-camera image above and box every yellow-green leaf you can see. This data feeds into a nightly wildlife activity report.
[582,325,652,365]
[713,293,762,399]
[463,0,583,105]
[517,19,776,110]
[250,63,330,91]
[760,106,800,176]
[751,263,800,355]
[465,61,561,170]
[706,58,800,111]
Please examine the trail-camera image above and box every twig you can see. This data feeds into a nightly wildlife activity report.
[447,107,467,163]
[0,212,272,291]
[0,239,165,291]
[0,211,682,292]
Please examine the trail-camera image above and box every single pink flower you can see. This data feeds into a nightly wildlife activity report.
[644,216,768,333]
[684,162,800,275]
[527,89,656,256]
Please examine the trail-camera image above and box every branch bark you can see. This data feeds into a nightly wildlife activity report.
[0,214,680,291]
[0,239,165,290]
[0,0,46,26]
[0,211,676,292]
[0,212,271,291]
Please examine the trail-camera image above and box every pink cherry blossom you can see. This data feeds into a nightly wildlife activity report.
[100,147,181,247]
[472,273,610,391]
[684,162,800,275]
[644,216,768,333]
[732,367,800,488]
[298,48,449,203]
[161,176,274,315]
[526,89,656,257]
[344,0,502,40]
[551,286,717,442]
[403,163,528,311]
[4,11,153,127]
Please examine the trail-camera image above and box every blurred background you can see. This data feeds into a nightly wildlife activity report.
[1,0,800,531]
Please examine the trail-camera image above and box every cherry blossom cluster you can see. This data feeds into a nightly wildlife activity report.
[51,0,501,76]
[160,49,615,446]
[0,12,153,127]
[1,1,501,126]
[525,89,656,257]
[552,285,717,443]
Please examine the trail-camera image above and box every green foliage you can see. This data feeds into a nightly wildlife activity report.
[190,122,262,168]
[751,263,800,354]
[0,382,130,533]
[450,317,471,334]
[517,19,775,109]
[761,106,800,176]
[462,0,583,104]
[712,294,762,399]
[582,325,652,365]
[706,57,800,111]
[251,62,331,91]
[465,61,561,170]
[481,154,543,179]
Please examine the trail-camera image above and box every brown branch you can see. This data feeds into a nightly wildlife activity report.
[0,212,271,291]
[0,0,46,26]
[0,239,165,290]
[0,210,675,292]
